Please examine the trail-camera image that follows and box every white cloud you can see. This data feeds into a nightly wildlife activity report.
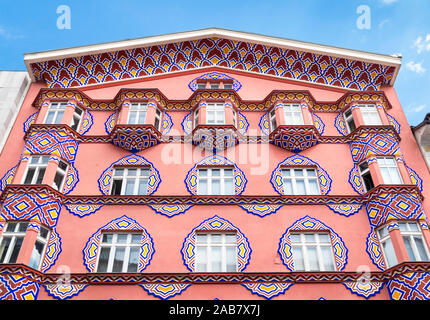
[381,0,398,4]
[378,19,389,29]
[413,34,430,53]
[0,25,24,39]
[406,61,426,74]
[412,105,426,113]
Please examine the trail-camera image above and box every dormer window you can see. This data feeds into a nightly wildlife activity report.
[44,102,67,124]
[210,83,220,89]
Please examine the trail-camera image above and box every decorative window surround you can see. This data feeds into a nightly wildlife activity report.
[181,215,251,272]
[83,215,154,273]
[188,72,242,92]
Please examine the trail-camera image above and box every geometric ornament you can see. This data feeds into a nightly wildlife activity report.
[278,215,348,271]
[148,204,193,218]
[64,204,103,218]
[238,204,283,217]
[366,228,386,270]
[242,282,294,299]
[0,275,40,300]
[0,164,17,192]
[184,155,247,195]
[40,228,62,272]
[140,284,191,300]
[343,281,384,299]
[98,154,161,195]
[387,272,430,300]
[326,204,363,217]
[23,112,38,134]
[181,215,252,272]
[271,155,332,195]
[44,284,88,300]
[83,215,155,273]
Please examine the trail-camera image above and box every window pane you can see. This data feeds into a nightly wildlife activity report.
[307,169,317,177]
[382,238,398,267]
[403,236,417,261]
[138,179,148,195]
[45,112,55,124]
[283,179,293,195]
[296,179,306,194]
[290,234,301,243]
[53,172,65,191]
[198,169,207,177]
[114,168,124,176]
[96,247,111,272]
[138,111,146,124]
[307,246,319,271]
[211,247,222,272]
[0,237,12,263]
[125,179,135,195]
[196,234,207,244]
[111,179,123,195]
[294,169,304,176]
[112,247,125,272]
[408,222,419,232]
[18,222,28,233]
[196,246,207,272]
[8,237,23,264]
[131,234,141,244]
[414,237,429,261]
[388,167,402,184]
[318,234,330,243]
[225,234,236,244]
[211,179,221,195]
[54,111,64,124]
[23,168,35,184]
[212,169,220,176]
[128,111,137,124]
[308,179,320,195]
[292,246,304,271]
[399,223,407,232]
[117,234,128,243]
[305,234,315,243]
[35,168,46,184]
[211,234,222,243]
[321,246,335,271]
[6,222,17,232]
[224,169,233,176]
[224,179,234,195]
[198,179,207,195]
[226,247,237,272]
[39,227,49,239]
[102,234,113,243]
[127,247,139,273]
[28,241,45,269]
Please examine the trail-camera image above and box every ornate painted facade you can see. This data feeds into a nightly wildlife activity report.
[0,29,429,300]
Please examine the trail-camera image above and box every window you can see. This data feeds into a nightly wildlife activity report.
[96,233,142,273]
[210,83,220,89]
[70,106,84,131]
[52,160,68,191]
[197,167,234,195]
[28,226,50,270]
[358,161,375,192]
[283,104,304,125]
[290,232,336,271]
[206,103,225,125]
[399,222,430,262]
[127,103,147,124]
[377,157,403,185]
[154,107,162,131]
[360,104,382,126]
[269,108,277,131]
[223,83,233,89]
[0,222,28,264]
[232,108,237,127]
[193,108,199,129]
[22,155,49,185]
[377,225,398,268]
[195,232,237,272]
[110,167,150,196]
[343,109,356,133]
[281,168,320,195]
[44,102,67,125]
[197,83,206,89]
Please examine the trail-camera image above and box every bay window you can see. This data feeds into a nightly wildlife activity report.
[0,222,28,264]
[44,102,67,125]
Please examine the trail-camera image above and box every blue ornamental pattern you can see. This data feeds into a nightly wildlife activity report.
[188,72,242,92]
[278,215,348,271]
[140,283,191,300]
[98,155,161,195]
[64,204,103,218]
[184,155,247,195]
[343,281,384,299]
[271,155,332,195]
[238,204,283,217]
[0,275,40,300]
[44,284,88,300]
[23,112,38,134]
[148,204,193,218]
[242,282,294,299]
[83,215,155,272]
[181,215,252,272]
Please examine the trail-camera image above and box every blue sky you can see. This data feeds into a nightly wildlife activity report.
[0,0,429,125]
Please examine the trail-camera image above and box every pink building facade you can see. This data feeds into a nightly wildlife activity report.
[0,29,429,300]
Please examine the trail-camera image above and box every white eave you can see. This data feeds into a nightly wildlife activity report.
[23,27,402,85]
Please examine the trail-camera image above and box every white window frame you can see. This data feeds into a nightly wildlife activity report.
[197,167,235,195]
[70,106,84,131]
[154,107,163,131]
[269,108,277,131]
[197,83,206,90]
[281,167,320,195]
[377,225,398,268]
[110,167,150,196]
[358,160,374,192]
[343,108,356,133]
[210,83,220,89]
[195,232,237,272]
[359,104,382,126]
[28,226,50,270]
[283,104,304,125]
[232,107,237,128]
[22,155,50,185]
[223,83,233,89]
[52,160,69,191]
[193,108,199,129]
[399,222,430,262]
[0,221,29,264]
[95,233,142,273]
[206,103,225,125]
[44,102,67,125]
[377,157,403,185]
[290,232,336,271]
[127,103,147,125]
